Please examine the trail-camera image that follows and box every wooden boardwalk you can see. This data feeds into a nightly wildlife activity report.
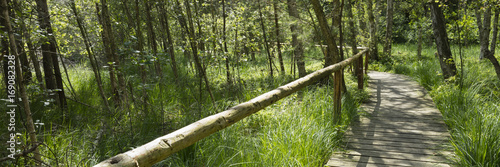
[327,71,454,167]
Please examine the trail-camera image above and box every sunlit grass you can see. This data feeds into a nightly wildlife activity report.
[0,46,368,166]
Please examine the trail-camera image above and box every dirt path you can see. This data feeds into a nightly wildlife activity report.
[327,71,454,167]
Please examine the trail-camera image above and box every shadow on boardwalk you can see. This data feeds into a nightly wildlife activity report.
[327,71,455,167]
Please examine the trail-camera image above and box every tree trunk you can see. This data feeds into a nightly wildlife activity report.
[222,0,232,85]
[477,5,492,60]
[485,8,500,80]
[430,1,457,79]
[20,11,43,86]
[273,0,285,73]
[1,1,8,90]
[310,0,341,124]
[286,0,306,77]
[133,0,149,114]
[144,0,162,77]
[258,0,274,77]
[158,2,179,79]
[366,0,379,60]
[185,0,215,105]
[70,0,111,113]
[1,0,42,164]
[36,0,67,110]
[347,0,362,89]
[417,20,423,59]
[383,0,394,57]
[12,9,31,83]
[96,1,120,110]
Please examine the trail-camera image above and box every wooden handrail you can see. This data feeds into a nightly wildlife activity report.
[94,49,369,167]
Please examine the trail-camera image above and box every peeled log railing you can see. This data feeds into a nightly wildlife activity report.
[94,49,369,167]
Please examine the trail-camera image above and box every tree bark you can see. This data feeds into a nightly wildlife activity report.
[347,0,362,89]
[476,4,491,60]
[96,0,120,109]
[222,0,232,85]
[417,20,423,59]
[158,2,179,79]
[185,0,215,105]
[11,1,31,83]
[273,0,285,73]
[144,0,162,77]
[1,0,42,164]
[430,1,457,79]
[310,0,342,124]
[133,0,149,113]
[287,0,306,77]
[20,9,43,86]
[485,8,500,80]
[366,0,379,60]
[258,0,274,77]
[36,0,67,109]
[383,0,394,57]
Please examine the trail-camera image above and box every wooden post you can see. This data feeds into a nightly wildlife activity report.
[333,70,342,124]
[365,51,369,74]
[356,54,364,90]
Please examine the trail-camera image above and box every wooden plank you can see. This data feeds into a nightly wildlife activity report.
[345,138,451,150]
[344,135,449,145]
[328,155,450,167]
[346,143,448,155]
[333,150,453,163]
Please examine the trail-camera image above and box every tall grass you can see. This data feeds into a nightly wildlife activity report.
[383,44,500,166]
[1,47,367,166]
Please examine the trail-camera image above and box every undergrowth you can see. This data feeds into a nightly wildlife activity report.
[1,47,368,166]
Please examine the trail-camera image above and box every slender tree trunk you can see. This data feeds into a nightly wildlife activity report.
[12,4,31,83]
[222,0,232,85]
[185,0,215,105]
[383,0,394,57]
[96,1,120,110]
[159,2,179,79]
[430,1,457,79]
[357,1,366,38]
[417,21,423,59]
[20,12,43,86]
[287,0,306,77]
[366,0,379,60]
[144,0,162,77]
[477,4,491,60]
[1,6,8,90]
[36,0,68,110]
[258,0,274,77]
[347,0,362,89]
[273,0,285,73]
[133,0,149,114]
[1,0,42,164]
[310,0,341,124]
[485,9,500,80]
[70,0,111,113]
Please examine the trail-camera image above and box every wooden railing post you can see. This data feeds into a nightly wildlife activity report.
[356,54,364,90]
[365,51,369,74]
[333,70,342,124]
